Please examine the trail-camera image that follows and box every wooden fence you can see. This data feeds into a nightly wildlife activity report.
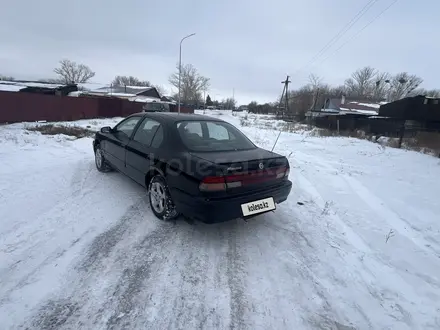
[0,91,193,123]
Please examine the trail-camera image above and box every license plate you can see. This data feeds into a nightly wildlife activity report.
[241,197,276,216]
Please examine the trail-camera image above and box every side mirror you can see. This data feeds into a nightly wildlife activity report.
[100,126,112,133]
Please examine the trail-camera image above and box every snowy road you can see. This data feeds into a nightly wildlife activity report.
[1,111,440,329]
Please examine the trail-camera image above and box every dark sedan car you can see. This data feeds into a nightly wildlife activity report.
[93,112,292,223]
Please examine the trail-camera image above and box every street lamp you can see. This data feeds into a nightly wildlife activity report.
[178,33,196,114]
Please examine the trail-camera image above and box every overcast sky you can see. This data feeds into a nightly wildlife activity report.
[1,0,438,104]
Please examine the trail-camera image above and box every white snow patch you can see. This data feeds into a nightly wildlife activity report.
[0,110,439,329]
[0,84,24,92]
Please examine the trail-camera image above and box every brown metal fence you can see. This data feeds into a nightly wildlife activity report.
[0,91,194,124]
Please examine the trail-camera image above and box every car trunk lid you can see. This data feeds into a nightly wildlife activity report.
[192,148,289,195]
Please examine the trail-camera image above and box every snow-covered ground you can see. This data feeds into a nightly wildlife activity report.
[1,110,440,329]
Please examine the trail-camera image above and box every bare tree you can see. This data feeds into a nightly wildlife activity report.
[153,84,167,96]
[328,85,346,98]
[345,66,378,98]
[112,75,151,87]
[0,75,14,81]
[169,63,210,104]
[54,59,95,84]
[409,88,440,98]
[222,97,237,110]
[247,101,276,114]
[287,85,314,119]
[388,72,423,101]
[372,72,392,100]
[308,73,323,90]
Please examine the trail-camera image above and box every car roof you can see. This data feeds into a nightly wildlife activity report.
[130,112,224,123]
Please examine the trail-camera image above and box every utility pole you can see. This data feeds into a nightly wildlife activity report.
[232,88,235,110]
[178,33,196,114]
[281,75,291,119]
[272,75,290,152]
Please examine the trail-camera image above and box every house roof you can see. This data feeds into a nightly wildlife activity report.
[0,80,69,92]
[0,80,78,95]
[128,112,222,122]
[94,85,154,95]
[326,98,383,115]
[130,96,166,103]
[0,83,23,92]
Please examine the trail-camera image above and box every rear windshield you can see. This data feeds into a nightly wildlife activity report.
[142,102,170,112]
[176,120,256,152]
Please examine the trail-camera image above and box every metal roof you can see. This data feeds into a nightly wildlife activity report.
[129,112,224,122]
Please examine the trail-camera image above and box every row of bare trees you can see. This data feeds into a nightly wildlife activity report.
[49,60,211,102]
[248,67,440,117]
[2,59,211,103]
[308,67,439,103]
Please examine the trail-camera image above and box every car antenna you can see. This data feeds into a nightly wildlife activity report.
[271,75,290,152]
[271,131,282,152]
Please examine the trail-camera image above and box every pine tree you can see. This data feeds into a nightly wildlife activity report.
[206,94,213,106]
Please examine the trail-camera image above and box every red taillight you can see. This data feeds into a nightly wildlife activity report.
[199,176,226,191]
[201,176,225,184]
[199,166,289,191]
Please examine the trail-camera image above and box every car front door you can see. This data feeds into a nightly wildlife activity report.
[125,117,165,186]
[104,116,142,172]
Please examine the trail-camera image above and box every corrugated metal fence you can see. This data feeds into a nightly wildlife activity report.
[0,91,193,123]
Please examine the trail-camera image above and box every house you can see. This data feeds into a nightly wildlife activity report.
[321,96,382,115]
[305,95,392,132]
[85,85,161,100]
[0,80,78,96]
[379,95,440,122]
[160,95,176,103]
[306,96,383,119]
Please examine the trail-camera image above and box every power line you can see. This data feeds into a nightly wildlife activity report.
[294,0,380,75]
[315,0,399,67]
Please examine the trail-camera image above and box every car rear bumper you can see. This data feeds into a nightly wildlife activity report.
[171,180,292,224]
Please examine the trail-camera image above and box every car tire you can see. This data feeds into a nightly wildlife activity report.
[94,145,112,172]
[148,174,179,221]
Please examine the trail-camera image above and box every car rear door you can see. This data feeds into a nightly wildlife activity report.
[125,117,165,186]
[104,116,142,172]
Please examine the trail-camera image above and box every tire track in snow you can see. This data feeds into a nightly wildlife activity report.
[257,212,357,329]
[0,160,104,305]
[166,224,222,330]
[292,154,433,328]
[226,224,247,330]
[343,174,440,257]
[26,214,245,330]
[295,172,372,254]
[25,199,158,330]
[103,224,174,330]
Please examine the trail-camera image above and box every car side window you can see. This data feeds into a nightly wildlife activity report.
[114,117,142,138]
[133,118,161,146]
[207,122,231,140]
[151,126,164,148]
[182,122,202,137]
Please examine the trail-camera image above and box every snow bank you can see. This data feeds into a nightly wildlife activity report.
[1,111,440,329]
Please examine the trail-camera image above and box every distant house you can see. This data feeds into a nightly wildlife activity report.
[306,96,383,118]
[0,80,78,96]
[379,95,440,122]
[160,95,176,103]
[85,85,161,101]
[322,96,382,115]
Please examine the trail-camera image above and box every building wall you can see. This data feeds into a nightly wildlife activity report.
[137,88,161,99]
[379,96,440,121]
[0,92,194,123]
